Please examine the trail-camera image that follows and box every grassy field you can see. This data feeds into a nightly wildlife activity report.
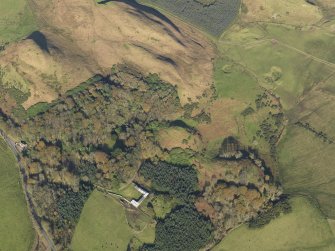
[0,138,35,251]
[0,0,37,44]
[71,190,155,251]
[214,57,260,103]
[213,9,335,222]
[264,24,335,64]
[213,196,335,251]
[277,74,335,218]
[219,24,335,110]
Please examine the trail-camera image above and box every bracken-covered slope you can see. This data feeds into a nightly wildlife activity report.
[0,0,215,109]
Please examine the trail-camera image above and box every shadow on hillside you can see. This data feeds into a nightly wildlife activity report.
[97,0,181,34]
[27,31,50,53]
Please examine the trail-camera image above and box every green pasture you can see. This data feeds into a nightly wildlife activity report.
[264,24,335,64]
[214,16,335,223]
[214,57,260,103]
[277,73,335,218]
[213,196,335,251]
[0,0,37,44]
[0,138,35,251]
[218,23,335,110]
[278,122,335,217]
[71,190,155,251]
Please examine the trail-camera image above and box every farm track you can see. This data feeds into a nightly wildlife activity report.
[0,129,57,251]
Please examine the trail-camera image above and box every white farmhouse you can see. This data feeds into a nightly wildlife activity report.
[130,184,149,208]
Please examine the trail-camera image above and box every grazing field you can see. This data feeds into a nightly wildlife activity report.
[219,24,335,110]
[213,196,335,251]
[263,24,335,64]
[214,57,260,103]
[0,138,35,251]
[215,14,335,221]
[213,22,335,157]
[278,74,335,218]
[0,0,36,44]
[71,190,155,251]
[139,0,241,36]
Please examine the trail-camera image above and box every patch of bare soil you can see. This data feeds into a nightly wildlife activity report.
[1,0,215,108]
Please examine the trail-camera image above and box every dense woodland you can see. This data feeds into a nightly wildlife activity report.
[0,64,284,249]
[1,65,185,246]
[139,161,198,199]
[142,206,213,251]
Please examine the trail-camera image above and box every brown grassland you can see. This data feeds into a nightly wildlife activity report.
[0,0,215,108]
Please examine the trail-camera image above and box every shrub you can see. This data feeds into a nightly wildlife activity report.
[241,106,255,117]
[248,196,292,228]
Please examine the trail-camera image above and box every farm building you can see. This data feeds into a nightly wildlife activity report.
[130,184,149,208]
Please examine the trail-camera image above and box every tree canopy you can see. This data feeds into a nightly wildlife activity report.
[139,161,198,199]
[143,206,213,251]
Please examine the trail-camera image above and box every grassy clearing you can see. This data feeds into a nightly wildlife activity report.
[0,0,37,44]
[71,190,154,251]
[119,184,142,201]
[213,196,335,251]
[165,148,195,166]
[158,127,201,151]
[0,138,35,251]
[198,98,242,142]
[214,57,261,103]
[151,195,179,219]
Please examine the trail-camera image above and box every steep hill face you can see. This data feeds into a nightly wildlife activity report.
[0,0,215,109]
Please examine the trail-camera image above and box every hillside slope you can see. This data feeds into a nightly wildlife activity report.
[0,0,215,109]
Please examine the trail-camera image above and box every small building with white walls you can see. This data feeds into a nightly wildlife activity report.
[130,184,149,208]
